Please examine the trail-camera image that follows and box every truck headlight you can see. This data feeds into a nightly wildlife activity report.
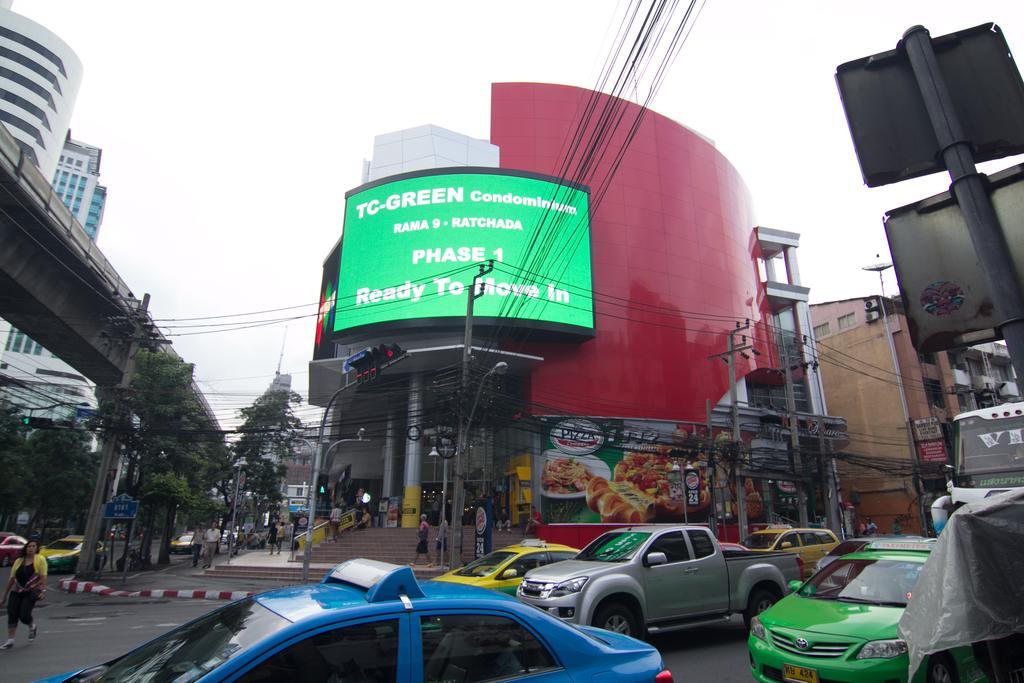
[549,577,588,597]
[749,617,766,641]
[856,639,908,659]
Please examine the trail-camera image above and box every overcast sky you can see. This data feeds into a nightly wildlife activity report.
[15,1,1024,428]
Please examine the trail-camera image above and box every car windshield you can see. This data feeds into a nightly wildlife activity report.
[46,540,81,551]
[76,598,287,682]
[456,551,515,577]
[742,532,781,549]
[825,539,870,558]
[177,535,193,543]
[576,531,651,562]
[798,558,923,607]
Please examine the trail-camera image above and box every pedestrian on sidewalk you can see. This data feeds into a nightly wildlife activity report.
[283,520,294,553]
[267,520,278,554]
[202,525,220,569]
[330,503,343,542]
[273,521,285,554]
[412,514,430,565]
[191,527,204,568]
[2,534,46,649]
[434,516,448,568]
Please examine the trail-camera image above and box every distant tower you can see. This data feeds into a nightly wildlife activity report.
[52,136,107,240]
[0,3,83,177]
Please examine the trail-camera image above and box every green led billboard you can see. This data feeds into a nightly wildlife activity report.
[329,169,593,337]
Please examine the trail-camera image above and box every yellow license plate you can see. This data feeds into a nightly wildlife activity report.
[783,663,819,683]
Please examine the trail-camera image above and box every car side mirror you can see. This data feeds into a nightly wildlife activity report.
[645,551,668,567]
[788,580,803,593]
[500,568,518,580]
[780,541,794,549]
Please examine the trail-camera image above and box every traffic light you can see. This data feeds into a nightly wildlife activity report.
[20,416,54,428]
[864,297,882,323]
[347,343,405,384]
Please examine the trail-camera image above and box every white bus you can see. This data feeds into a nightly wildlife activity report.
[931,401,1024,532]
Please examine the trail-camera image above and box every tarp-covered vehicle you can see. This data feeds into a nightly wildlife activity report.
[900,489,1024,682]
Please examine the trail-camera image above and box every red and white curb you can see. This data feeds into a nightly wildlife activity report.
[58,579,253,601]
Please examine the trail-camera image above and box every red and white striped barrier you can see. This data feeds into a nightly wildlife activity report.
[58,579,252,601]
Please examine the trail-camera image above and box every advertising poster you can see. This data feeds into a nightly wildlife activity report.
[535,417,772,526]
[536,418,713,524]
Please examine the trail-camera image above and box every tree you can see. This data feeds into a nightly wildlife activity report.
[215,388,303,532]
[0,409,29,528]
[20,428,98,534]
[98,350,225,565]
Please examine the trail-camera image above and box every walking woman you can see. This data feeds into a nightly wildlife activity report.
[1,534,47,649]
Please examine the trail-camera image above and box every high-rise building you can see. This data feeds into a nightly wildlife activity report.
[52,136,107,240]
[0,3,91,420]
[0,2,82,178]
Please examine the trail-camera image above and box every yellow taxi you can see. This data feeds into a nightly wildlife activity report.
[742,526,839,578]
[170,533,195,554]
[40,535,105,573]
[433,540,578,595]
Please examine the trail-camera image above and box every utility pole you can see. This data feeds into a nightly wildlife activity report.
[705,398,717,537]
[816,416,840,533]
[727,332,747,541]
[864,265,930,534]
[450,261,494,570]
[78,294,152,579]
[709,322,753,542]
[782,337,810,527]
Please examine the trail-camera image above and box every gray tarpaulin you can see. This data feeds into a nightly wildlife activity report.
[898,489,1024,680]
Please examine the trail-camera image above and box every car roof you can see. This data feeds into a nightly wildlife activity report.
[750,527,833,534]
[501,542,577,553]
[256,559,521,624]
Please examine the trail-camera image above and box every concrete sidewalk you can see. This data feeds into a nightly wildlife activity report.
[57,549,313,599]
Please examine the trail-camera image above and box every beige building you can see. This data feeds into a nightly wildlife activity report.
[810,297,957,536]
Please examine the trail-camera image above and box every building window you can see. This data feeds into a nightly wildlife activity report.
[813,322,830,338]
[923,378,946,408]
[918,352,936,365]
[837,313,856,330]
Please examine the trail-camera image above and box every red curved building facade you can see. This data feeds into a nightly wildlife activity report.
[493,83,775,421]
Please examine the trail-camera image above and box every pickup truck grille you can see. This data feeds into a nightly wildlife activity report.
[769,631,853,658]
[519,580,548,598]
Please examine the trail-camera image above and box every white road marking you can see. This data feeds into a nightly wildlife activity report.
[70,617,106,622]
[155,623,178,627]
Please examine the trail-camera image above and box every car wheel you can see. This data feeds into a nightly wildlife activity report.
[593,602,641,639]
[744,588,778,630]
[927,653,959,683]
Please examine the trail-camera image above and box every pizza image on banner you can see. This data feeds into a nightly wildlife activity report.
[537,418,713,524]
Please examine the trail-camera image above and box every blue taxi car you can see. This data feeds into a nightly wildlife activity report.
[37,559,673,683]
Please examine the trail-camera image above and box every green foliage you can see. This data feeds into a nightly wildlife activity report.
[20,428,98,524]
[140,472,195,508]
[215,388,303,524]
[0,408,29,518]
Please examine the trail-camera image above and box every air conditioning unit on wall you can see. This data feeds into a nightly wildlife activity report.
[971,375,994,391]
[997,381,1021,399]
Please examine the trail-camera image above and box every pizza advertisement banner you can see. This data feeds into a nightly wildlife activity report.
[537,418,718,525]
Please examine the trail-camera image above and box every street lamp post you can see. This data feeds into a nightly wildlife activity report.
[449,361,508,570]
[226,458,247,565]
[429,439,454,570]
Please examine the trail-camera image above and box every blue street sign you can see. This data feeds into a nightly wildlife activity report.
[104,494,139,520]
[75,406,96,421]
[342,348,370,373]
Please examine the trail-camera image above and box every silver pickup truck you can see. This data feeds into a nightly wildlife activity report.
[517,525,801,639]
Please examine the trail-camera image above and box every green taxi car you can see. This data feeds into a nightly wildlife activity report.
[748,540,986,683]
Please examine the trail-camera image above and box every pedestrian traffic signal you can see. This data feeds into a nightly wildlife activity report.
[348,343,406,383]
